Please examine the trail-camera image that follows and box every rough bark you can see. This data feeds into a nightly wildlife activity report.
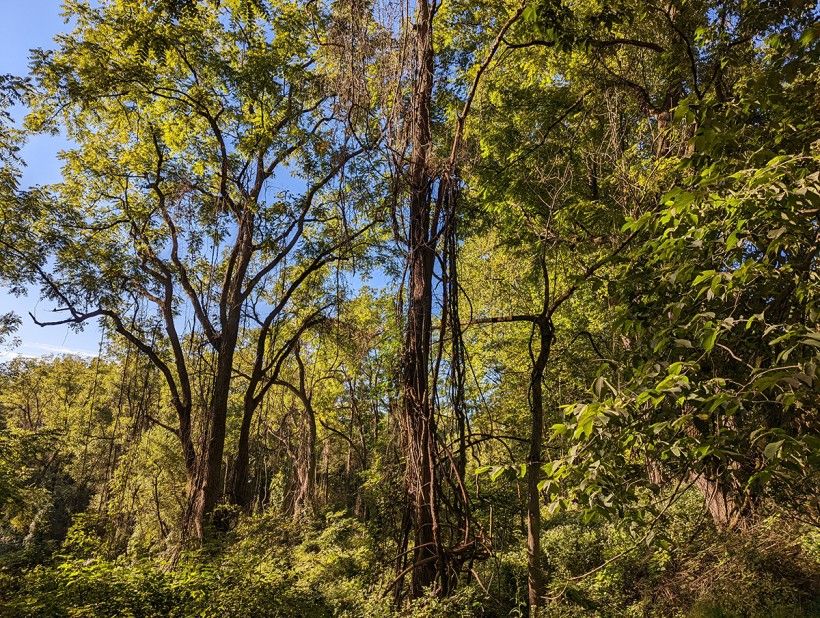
[526,317,552,616]
[184,215,254,538]
[400,0,443,598]
[692,473,748,530]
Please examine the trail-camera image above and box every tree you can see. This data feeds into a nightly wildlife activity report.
[558,15,819,529]
[383,0,528,597]
[0,74,37,349]
[456,0,816,608]
[0,1,818,615]
[10,0,374,538]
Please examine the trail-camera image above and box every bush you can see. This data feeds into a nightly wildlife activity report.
[1,505,816,617]
[538,502,820,618]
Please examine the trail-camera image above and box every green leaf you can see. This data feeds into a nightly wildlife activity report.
[522,4,537,22]
[763,440,784,460]
[702,327,718,352]
[490,466,506,482]
[573,405,598,440]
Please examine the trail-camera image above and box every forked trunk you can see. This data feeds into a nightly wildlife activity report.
[183,322,240,539]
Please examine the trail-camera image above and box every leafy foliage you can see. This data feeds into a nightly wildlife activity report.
[0,0,817,615]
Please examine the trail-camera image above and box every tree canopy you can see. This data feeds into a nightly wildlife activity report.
[0,0,817,616]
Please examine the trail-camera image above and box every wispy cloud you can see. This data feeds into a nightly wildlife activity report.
[0,342,98,362]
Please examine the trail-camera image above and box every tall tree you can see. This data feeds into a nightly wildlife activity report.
[10,0,373,538]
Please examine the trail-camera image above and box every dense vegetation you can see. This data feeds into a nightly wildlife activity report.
[0,0,818,615]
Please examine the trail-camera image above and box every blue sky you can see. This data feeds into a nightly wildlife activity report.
[0,0,103,361]
[0,2,391,362]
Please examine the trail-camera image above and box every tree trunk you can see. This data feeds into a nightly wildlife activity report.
[187,214,255,536]
[263,349,319,520]
[403,222,439,596]
[185,350,231,538]
[228,391,257,508]
[292,413,317,520]
[527,318,552,616]
[692,473,747,529]
[400,0,443,598]
[185,305,243,538]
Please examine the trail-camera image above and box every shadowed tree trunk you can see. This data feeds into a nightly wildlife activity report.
[399,0,443,597]
[526,316,553,615]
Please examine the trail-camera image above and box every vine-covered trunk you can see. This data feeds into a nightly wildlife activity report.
[402,191,439,595]
[401,0,442,597]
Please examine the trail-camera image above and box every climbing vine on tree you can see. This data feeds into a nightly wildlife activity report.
[0,0,817,616]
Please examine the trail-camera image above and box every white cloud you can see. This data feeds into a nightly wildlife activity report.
[0,350,18,363]
[0,342,98,362]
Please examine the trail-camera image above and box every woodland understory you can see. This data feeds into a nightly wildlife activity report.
[0,0,818,616]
